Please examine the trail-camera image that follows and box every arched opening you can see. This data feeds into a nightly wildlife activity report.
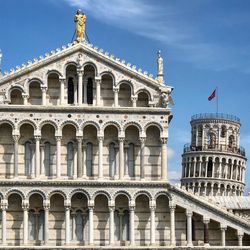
[87,78,93,104]
[47,73,60,105]
[0,123,14,178]
[94,194,109,246]
[104,125,118,179]
[145,125,161,180]
[207,158,213,177]
[101,74,114,106]
[10,88,23,105]
[155,195,170,245]
[62,124,76,178]
[19,123,35,178]
[135,194,150,246]
[207,132,216,149]
[66,64,77,105]
[49,194,65,246]
[41,124,56,177]
[118,83,132,107]
[29,194,44,244]
[83,125,97,178]
[114,194,129,245]
[7,193,23,245]
[228,135,235,149]
[71,192,88,244]
[221,125,226,138]
[125,125,140,179]
[137,91,149,107]
[29,81,42,105]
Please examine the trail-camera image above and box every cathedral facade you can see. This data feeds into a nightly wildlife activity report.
[0,17,249,249]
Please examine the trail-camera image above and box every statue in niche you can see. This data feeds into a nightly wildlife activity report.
[75,9,86,42]
[161,92,174,108]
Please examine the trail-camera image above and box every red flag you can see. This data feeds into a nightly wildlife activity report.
[208,89,216,101]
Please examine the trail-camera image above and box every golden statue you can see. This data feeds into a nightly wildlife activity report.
[74,9,86,42]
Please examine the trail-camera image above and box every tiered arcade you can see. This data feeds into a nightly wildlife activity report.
[181,113,247,196]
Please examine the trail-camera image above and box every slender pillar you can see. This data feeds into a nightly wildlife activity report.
[220,224,227,246]
[238,231,243,247]
[83,79,87,104]
[74,82,78,105]
[205,157,208,177]
[12,134,19,178]
[41,87,47,105]
[43,200,50,245]
[119,137,125,180]
[140,137,146,180]
[161,137,168,180]
[203,217,210,246]
[1,200,8,245]
[149,201,156,245]
[131,96,137,107]
[77,136,83,178]
[198,160,202,177]
[98,136,103,179]
[186,210,193,247]
[59,77,65,105]
[56,136,61,178]
[35,135,41,178]
[129,202,135,245]
[22,200,29,245]
[88,201,94,245]
[170,204,176,246]
[113,87,119,107]
[64,200,71,245]
[22,94,29,105]
[77,70,83,105]
[109,203,115,245]
[95,77,101,106]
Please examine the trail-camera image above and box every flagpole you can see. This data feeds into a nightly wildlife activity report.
[216,86,218,114]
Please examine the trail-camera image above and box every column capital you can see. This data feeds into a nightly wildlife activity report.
[77,69,84,76]
[118,137,125,142]
[95,76,102,83]
[129,200,135,211]
[113,87,119,93]
[139,137,146,144]
[41,86,47,92]
[34,135,41,141]
[220,224,227,230]
[43,200,50,210]
[59,77,66,82]
[64,200,71,209]
[169,203,176,211]
[186,210,193,217]
[76,136,83,142]
[108,206,115,212]
[203,217,210,224]
[237,229,244,237]
[0,200,8,210]
[131,95,138,101]
[97,136,104,141]
[161,137,168,144]
[22,93,29,98]
[88,200,95,208]
[22,200,29,211]
[12,134,20,142]
[55,136,62,141]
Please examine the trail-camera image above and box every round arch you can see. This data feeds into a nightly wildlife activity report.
[48,190,67,200]
[154,191,172,201]
[0,119,15,130]
[68,189,90,201]
[92,190,111,202]
[123,121,143,134]
[113,190,132,202]
[100,71,115,83]
[117,80,135,95]
[39,120,58,131]
[5,189,25,200]
[83,61,98,76]
[60,120,80,132]
[133,190,152,201]
[81,121,100,132]
[144,122,164,134]
[102,121,122,133]
[27,190,46,200]
[18,119,37,130]
[135,88,153,102]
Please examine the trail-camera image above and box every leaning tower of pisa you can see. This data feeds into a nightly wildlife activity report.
[181,113,247,196]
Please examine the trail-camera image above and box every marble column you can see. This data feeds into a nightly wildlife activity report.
[83,79,87,104]
[113,87,119,107]
[140,137,146,180]
[109,203,115,245]
[149,201,156,245]
[203,217,210,246]
[22,200,29,245]
[95,77,101,106]
[131,96,137,107]
[170,204,176,246]
[56,136,61,178]
[22,94,29,105]
[12,134,19,178]
[186,210,193,247]
[161,137,168,180]
[43,200,50,245]
[74,82,78,105]
[98,136,103,179]
[77,70,83,105]
[119,137,125,180]
[77,136,83,178]
[59,77,65,105]
[35,135,41,178]
[64,200,71,245]
[88,201,94,245]
[1,200,8,245]
[129,202,135,246]
[41,87,47,105]
[198,160,202,177]
[237,230,243,247]
[220,224,227,246]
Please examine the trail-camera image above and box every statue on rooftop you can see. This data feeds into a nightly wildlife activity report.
[74,9,86,42]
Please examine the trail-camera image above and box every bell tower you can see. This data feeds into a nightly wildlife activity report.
[181,113,247,196]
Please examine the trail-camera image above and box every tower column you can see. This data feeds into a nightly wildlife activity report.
[88,200,94,245]
[59,77,66,105]
[55,136,62,178]
[108,201,115,245]
[64,200,71,245]
[35,135,41,178]
[161,137,168,181]
[220,224,227,246]
[186,210,193,247]
[12,134,19,178]
[77,70,83,105]
[203,217,210,246]
[98,136,103,179]
[1,200,8,245]
[22,200,29,245]
[77,136,83,178]
[119,137,125,180]
[95,76,101,106]
[237,230,243,246]
[140,137,146,180]
[129,201,135,246]
[113,87,119,107]
[170,203,176,246]
[43,200,50,245]
[149,201,156,245]
[41,87,47,105]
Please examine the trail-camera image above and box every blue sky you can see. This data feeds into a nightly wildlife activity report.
[1,0,250,190]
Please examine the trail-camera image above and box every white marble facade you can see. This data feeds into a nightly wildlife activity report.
[0,40,249,249]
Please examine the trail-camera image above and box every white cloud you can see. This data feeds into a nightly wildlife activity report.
[167,147,175,160]
[62,0,250,73]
